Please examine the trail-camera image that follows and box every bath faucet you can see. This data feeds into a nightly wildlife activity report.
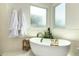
[37,32,44,42]
[37,27,54,42]
[37,32,43,37]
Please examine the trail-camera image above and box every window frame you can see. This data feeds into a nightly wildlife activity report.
[30,5,48,28]
[54,3,66,28]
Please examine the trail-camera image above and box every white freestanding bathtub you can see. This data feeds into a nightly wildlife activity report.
[29,38,71,56]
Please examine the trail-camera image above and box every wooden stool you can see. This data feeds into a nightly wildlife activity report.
[22,39,30,51]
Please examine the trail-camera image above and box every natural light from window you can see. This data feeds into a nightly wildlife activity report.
[55,3,65,27]
[30,6,46,27]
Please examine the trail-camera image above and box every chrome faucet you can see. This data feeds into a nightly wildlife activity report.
[37,32,44,42]
[37,32,43,37]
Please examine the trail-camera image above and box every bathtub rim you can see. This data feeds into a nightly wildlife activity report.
[29,38,71,47]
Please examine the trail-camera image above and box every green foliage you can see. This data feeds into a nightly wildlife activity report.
[43,27,54,39]
[37,27,54,42]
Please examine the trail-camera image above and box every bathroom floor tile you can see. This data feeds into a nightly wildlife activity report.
[2,50,72,56]
[2,50,34,56]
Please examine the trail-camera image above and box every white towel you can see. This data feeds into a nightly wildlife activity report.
[18,9,22,36]
[9,9,28,38]
[9,9,19,38]
[18,9,28,36]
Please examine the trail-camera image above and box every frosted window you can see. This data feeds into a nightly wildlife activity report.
[30,6,46,27]
[55,4,65,27]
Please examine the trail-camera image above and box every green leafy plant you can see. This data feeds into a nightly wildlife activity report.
[37,27,54,42]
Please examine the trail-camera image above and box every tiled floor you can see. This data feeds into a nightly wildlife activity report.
[2,50,35,56]
[2,50,79,56]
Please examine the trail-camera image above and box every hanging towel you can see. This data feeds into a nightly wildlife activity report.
[9,9,29,38]
[9,9,19,38]
[18,9,22,36]
[18,9,28,37]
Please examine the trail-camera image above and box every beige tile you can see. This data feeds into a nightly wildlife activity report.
[2,50,34,56]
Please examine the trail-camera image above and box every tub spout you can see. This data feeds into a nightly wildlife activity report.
[37,32,43,42]
[37,32,43,37]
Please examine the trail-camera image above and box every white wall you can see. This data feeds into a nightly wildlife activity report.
[66,3,79,29]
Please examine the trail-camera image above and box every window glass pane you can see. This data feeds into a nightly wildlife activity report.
[30,6,46,27]
[55,4,65,27]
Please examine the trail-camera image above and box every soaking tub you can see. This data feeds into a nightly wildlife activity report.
[29,38,71,56]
